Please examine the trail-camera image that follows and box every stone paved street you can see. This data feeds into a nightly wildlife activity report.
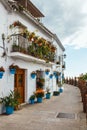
[0,84,87,130]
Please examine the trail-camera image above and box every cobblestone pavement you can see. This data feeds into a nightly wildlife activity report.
[0,84,87,130]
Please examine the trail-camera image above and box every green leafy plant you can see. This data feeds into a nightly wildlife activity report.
[9,64,19,69]
[45,69,50,72]
[29,94,35,100]
[79,73,87,81]
[0,66,5,72]
[0,90,20,107]
[12,43,19,52]
[53,91,60,96]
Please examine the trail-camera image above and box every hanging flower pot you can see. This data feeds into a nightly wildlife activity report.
[45,71,49,75]
[0,72,4,79]
[0,66,5,79]
[55,74,58,79]
[53,72,56,76]
[31,74,36,79]
[45,69,50,75]
[31,71,36,79]
[62,74,64,79]
[9,68,16,74]
[49,74,53,79]
[9,64,19,74]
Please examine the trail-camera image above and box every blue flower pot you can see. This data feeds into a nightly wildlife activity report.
[46,93,51,99]
[6,106,14,115]
[31,74,36,79]
[59,88,63,93]
[45,71,49,75]
[53,72,56,76]
[10,68,16,74]
[62,75,64,79]
[37,97,42,103]
[49,74,53,79]
[0,72,4,79]
[30,99,35,104]
[55,75,58,79]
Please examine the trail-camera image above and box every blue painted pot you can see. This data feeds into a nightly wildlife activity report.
[45,71,49,75]
[10,68,16,74]
[62,75,64,79]
[31,74,36,79]
[59,88,63,93]
[30,99,35,104]
[53,72,56,76]
[46,93,51,99]
[49,74,53,79]
[37,97,42,103]
[0,72,4,79]
[55,75,58,79]
[6,106,14,115]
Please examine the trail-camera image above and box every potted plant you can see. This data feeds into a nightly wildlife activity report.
[49,74,53,79]
[0,66,5,79]
[31,71,36,79]
[53,71,59,79]
[9,64,19,74]
[53,71,56,76]
[35,89,44,103]
[0,90,20,115]
[53,91,60,96]
[46,87,51,99]
[29,94,35,104]
[58,82,63,93]
[55,73,59,79]
[12,43,19,52]
[45,69,50,75]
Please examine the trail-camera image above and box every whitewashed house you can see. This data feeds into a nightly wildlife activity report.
[0,0,65,110]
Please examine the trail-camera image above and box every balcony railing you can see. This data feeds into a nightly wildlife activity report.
[11,34,55,62]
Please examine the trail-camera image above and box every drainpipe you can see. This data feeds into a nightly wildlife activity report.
[25,0,27,9]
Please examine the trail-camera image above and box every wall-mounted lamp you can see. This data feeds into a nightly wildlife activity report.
[62,54,66,58]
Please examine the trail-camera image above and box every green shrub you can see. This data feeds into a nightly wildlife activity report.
[53,91,60,96]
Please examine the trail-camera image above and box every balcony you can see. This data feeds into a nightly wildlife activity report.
[9,34,56,66]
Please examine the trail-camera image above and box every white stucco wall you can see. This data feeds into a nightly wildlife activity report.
[0,2,64,106]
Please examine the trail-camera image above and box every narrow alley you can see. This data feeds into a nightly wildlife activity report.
[0,84,86,130]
